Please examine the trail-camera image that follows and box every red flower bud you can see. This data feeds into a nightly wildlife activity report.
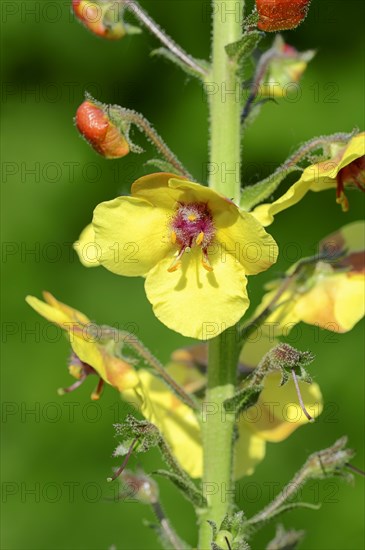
[72,0,126,39]
[76,100,130,159]
[256,0,311,32]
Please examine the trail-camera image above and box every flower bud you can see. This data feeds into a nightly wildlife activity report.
[76,100,130,158]
[120,470,159,505]
[72,0,126,39]
[256,0,311,32]
[260,36,315,97]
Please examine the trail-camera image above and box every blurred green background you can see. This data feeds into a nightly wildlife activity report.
[1,0,364,548]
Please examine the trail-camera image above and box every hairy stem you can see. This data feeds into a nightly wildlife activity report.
[198,329,240,548]
[123,0,207,78]
[207,0,243,203]
[108,105,193,179]
[198,2,244,547]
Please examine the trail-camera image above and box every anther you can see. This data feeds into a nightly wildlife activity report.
[196,231,204,245]
[202,250,213,272]
[91,377,104,400]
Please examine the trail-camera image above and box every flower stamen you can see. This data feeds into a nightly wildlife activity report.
[168,202,215,273]
[91,377,104,400]
[196,231,204,245]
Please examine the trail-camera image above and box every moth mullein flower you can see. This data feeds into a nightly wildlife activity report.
[252,132,365,226]
[92,173,278,339]
[72,0,127,39]
[153,340,322,479]
[76,100,130,159]
[256,0,312,32]
[26,292,139,397]
[255,221,365,334]
[260,36,315,98]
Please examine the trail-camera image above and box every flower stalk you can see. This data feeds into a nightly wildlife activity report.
[123,0,207,79]
[199,5,244,545]
[207,0,243,203]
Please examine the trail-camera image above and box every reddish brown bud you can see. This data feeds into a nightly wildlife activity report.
[256,0,311,32]
[75,100,130,159]
[72,0,126,39]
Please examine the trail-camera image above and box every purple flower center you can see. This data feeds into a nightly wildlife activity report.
[168,202,216,272]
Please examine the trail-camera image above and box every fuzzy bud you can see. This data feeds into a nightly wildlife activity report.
[121,470,159,505]
[72,0,127,39]
[256,0,311,32]
[75,100,130,158]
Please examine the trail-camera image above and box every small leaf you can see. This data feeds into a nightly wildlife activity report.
[240,165,299,210]
[223,386,262,417]
[225,32,262,62]
[153,469,207,508]
[145,158,181,174]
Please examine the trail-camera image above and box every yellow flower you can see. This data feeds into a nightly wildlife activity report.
[92,173,278,339]
[26,292,139,397]
[252,132,365,226]
[255,221,365,334]
[165,337,322,479]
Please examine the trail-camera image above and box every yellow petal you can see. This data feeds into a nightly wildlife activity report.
[310,132,365,191]
[73,223,100,267]
[93,196,172,276]
[25,293,90,328]
[26,295,75,327]
[251,174,313,226]
[145,245,250,340]
[296,273,365,332]
[215,209,278,275]
[42,291,91,325]
[234,423,266,478]
[252,133,365,226]
[243,371,323,442]
[122,370,203,478]
[132,173,185,210]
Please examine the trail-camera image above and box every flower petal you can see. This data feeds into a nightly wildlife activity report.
[309,132,365,191]
[215,209,278,275]
[26,292,90,327]
[93,196,172,276]
[296,273,365,332]
[145,246,250,340]
[244,371,323,442]
[122,369,203,478]
[73,223,100,267]
[131,173,185,210]
[252,133,365,226]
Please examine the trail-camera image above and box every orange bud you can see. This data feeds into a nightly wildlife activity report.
[72,0,126,39]
[256,0,311,32]
[76,100,130,158]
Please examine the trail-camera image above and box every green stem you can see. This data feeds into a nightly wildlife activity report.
[198,2,243,547]
[207,0,243,203]
[198,329,240,548]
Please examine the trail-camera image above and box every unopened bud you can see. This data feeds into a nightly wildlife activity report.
[76,100,130,158]
[260,35,315,97]
[256,0,311,32]
[121,470,159,504]
[72,0,130,39]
